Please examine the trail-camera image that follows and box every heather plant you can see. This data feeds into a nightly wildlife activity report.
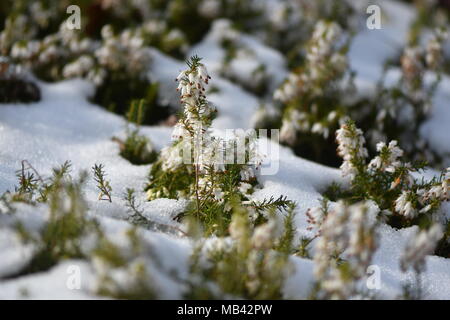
[365,27,449,164]
[309,200,379,299]
[272,20,355,167]
[3,19,156,113]
[271,15,449,168]
[146,56,291,235]
[92,200,297,300]
[0,0,69,53]
[186,198,295,299]
[62,24,169,121]
[0,58,40,103]
[10,160,72,204]
[92,163,113,202]
[0,161,180,282]
[20,170,101,275]
[163,0,263,44]
[6,21,95,82]
[400,223,443,299]
[407,0,449,46]
[259,0,356,66]
[318,121,450,254]
[208,20,270,95]
[0,3,178,123]
[0,162,101,276]
[114,99,157,165]
[0,161,170,295]
[91,227,158,299]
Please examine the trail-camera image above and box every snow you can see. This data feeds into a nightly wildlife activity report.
[1,0,450,300]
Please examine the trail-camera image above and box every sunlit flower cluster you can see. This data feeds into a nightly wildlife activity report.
[274,20,352,144]
[368,141,404,173]
[335,121,450,225]
[400,224,443,273]
[336,121,368,179]
[313,201,378,299]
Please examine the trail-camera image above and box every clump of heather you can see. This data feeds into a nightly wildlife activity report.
[271,15,448,168]
[0,57,40,103]
[114,99,157,165]
[400,223,444,299]
[0,161,101,276]
[272,20,354,166]
[401,224,443,274]
[312,201,378,299]
[208,20,271,95]
[319,120,450,255]
[367,28,449,164]
[0,2,185,122]
[146,56,291,235]
[91,228,157,299]
[186,199,295,299]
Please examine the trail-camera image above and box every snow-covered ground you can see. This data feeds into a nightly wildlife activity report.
[1,0,450,299]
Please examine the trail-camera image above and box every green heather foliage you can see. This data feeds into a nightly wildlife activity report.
[2,162,101,276]
[92,163,113,202]
[115,99,157,165]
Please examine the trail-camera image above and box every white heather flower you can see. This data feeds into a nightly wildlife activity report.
[252,220,276,250]
[101,24,114,39]
[238,182,252,195]
[400,224,443,273]
[62,55,95,79]
[311,122,323,134]
[171,123,188,141]
[336,122,368,179]
[280,118,297,145]
[419,204,432,214]
[160,144,185,171]
[273,74,302,103]
[198,0,221,19]
[401,47,424,83]
[425,29,447,70]
[327,111,338,122]
[213,188,224,202]
[416,168,450,212]
[197,64,210,83]
[240,166,255,181]
[394,191,417,219]
[369,140,404,172]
